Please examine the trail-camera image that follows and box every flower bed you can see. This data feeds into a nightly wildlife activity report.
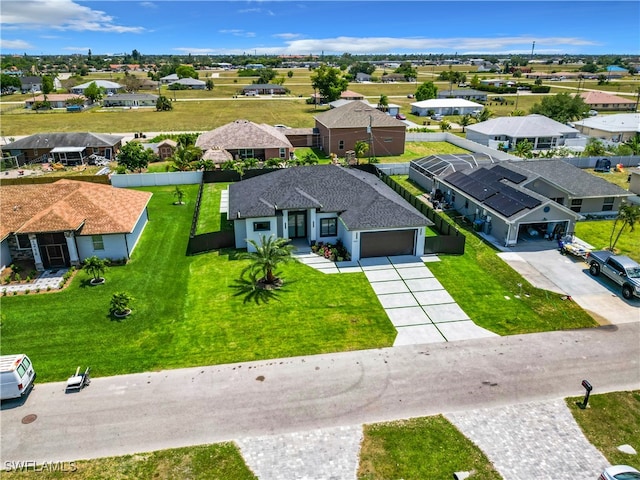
[310,241,351,262]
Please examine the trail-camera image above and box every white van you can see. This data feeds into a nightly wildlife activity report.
[0,354,36,400]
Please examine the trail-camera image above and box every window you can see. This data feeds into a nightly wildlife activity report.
[15,234,31,250]
[238,148,254,159]
[320,218,337,237]
[338,140,344,150]
[253,221,270,232]
[570,199,582,213]
[92,235,104,251]
[279,148,286,159]
[603,197,614,211]
[551,197,564,205]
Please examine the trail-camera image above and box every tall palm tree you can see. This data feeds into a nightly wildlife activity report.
[476,109,494,123]
[609,202,640,252]
[377,94,389,112]
[459,114,472,133]
[514,139,533,158]
[239,235,298,286]
[170,145,202,171]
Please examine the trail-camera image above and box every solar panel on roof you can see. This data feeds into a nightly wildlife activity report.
[491,164,527,184]
[484,194,527,217]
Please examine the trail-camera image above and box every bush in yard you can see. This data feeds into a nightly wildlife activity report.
[110,292,134,316]
[83,255,109,284]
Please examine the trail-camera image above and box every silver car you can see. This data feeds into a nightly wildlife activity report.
[599,465,640,480]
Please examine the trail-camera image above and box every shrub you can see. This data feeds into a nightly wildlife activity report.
[110,291,134,316]
[24,289,30,295]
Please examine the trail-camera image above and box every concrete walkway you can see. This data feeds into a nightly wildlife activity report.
[1,268,68,294]
[294,252,497,345]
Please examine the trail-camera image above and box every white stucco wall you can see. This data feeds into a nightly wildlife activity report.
[76,234,129,261]
[125,208,149,257]
[234,219,247,249]
[243,216,278,252]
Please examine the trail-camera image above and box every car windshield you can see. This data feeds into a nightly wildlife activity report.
[626,267,640,278]
[614,473,640,480]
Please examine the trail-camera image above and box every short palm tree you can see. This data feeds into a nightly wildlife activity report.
[239,235,298,287]
[609,202,640,252]
[83,256,108,284]
[459,114,472,133]
[354,140,369,161]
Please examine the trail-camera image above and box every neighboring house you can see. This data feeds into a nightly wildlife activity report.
[102,93,158,108]
[24,94,87,110]
[1,132,123,166]
[409,153,502,192]
[0,180,152,271]
[195,119,293,161]
[355,73,372,82]
[70,80,122,95]
[340,90,365,100]
[314,100,407,156]
[411,99,483,117]
[160,73,179,84]
[629,168,640,196]
[579,91,636,112]
[437,88,488,102]
[465,114,581,150]
[168,78,206,90]
[606,65,628,78]
[138,78,160,90]
[479,78,506,87]
[227,164,433,261]
[433,160,631,246]
[381,73,408,83]
[157,139,178,160]
[570,113,640,143]
[20,76,42,93]
[241,84,287,95]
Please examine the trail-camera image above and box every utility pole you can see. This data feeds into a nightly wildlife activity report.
[367,115,373,164]
[531,41,536,59]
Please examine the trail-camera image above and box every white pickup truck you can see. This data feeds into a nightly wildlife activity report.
[588,251,640,300]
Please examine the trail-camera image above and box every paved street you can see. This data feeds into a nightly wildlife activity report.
[1,323,639,474]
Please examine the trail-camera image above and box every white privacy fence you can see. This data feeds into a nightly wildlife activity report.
[110,171,203,187]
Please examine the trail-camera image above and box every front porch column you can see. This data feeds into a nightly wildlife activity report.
[309,210,317,243]
[28,234,44,271]
[282,209,289,240]
[64,231,80,267]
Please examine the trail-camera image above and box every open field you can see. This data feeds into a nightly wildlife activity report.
[575,219,640,262]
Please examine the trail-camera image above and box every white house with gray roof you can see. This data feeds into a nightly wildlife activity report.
[571,113,640,143]
[102,93,158,108]
[70,80,122,95]
[410,98,483,117]
[465,114,582,151]
[228,165,433,261]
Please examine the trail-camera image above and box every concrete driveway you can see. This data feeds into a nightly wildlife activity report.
[498,246,640,325]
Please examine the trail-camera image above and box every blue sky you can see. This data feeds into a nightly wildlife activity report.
[1,1,639,56]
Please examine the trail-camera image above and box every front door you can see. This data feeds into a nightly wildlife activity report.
[288,211,306,239]
[43,245,67,268]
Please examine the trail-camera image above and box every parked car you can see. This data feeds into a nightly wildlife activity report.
[588,251,640,300]
[406,94,414,98]
[431,113,444,121]
[599,465,640,480]
[396,113,406,120]
[0,354,36,401]
[588,109,599,116]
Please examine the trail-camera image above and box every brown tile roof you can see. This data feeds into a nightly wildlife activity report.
[314,100,407,129]
[580,91,635,105]
[195,119,293,150]
[26,94,85,102]
[340,90,364,99]
[0,180,152,240]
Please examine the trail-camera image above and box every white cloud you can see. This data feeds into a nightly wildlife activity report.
[1,0,145,33]
[219,29,256,38]
[173,47,217,54]
[0,39,34,50]
[273,33,301,40]
[62,46,92,52]
[140,1,157,7]
[237,8,274,16]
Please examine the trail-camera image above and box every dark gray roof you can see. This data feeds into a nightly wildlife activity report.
[503,160,631,198]
[228,165,432,230]
[411,153,501,179]
[314,100,406,129]
[20,76,41,85]
[2,132,124,150]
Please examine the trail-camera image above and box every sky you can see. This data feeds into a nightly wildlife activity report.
[1,0,639,57]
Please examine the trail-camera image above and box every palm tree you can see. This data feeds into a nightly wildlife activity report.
[459,114,472,133]
[170,145,202,171]
[173,186,185,205]
[83,256,108,284]
[354,140,369,162]
[377,94,389,112]
[439,120,451,132]
[624,133,640,155]
[476,109,494,123]
[239,235,298,287]
[609,202,640,252]
[514,139,533,158]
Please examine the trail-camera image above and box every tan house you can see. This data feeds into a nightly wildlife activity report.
[571,113,640,143]
[340,90,365,100]
[157,139,177,160]
[24,94,87,110]
[579,91,636,111]
[195,119,293,161]
[314,100,406,157]
[0,180,152,271]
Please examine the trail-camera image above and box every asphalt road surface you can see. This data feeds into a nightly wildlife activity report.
[1,323,639,465]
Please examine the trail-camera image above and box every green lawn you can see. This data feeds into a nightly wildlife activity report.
[196,182,233,234]
[0,185,395,382]
[2,442,256,480]
[567,391,640,469]
[575,220,640,262]
[587,169,632,190]
[358,416,501,480]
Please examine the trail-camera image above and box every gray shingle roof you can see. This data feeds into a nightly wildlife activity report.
[196,120,293,150]
[466,114,578,137]
[504,159,631,198]
[228,165,432,230]
[3,132,123,150]
[314,100,406,129]
[104,93,158,101]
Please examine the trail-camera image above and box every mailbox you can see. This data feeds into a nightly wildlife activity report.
[580,379,593,409]
[581,380,592,392]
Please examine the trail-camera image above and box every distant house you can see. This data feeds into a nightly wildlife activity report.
[314,100,406,156]
[20,76,42,93]
[579,91,636,111]
[241,84,287,95]
[606,65,628,78]
[0,180,152,271]
[355,73,372,82]
[24,94,87,110]
[1,132,123,166]
[195,119,293,161]
[479,78,506,87]
[411,99,483,117]
[340,90,365,100]
[168,78,206,90]
[160,73,179,84]
[157,139,178,160]
[227,165,433,261]
[70,80,122,95]
[102,93,158,108]
[465,114,581,151]
[437,88,487,102]
[380,73,406,83]
[571,113,640,143]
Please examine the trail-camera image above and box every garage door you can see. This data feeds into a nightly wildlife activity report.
[360,230,415,258]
